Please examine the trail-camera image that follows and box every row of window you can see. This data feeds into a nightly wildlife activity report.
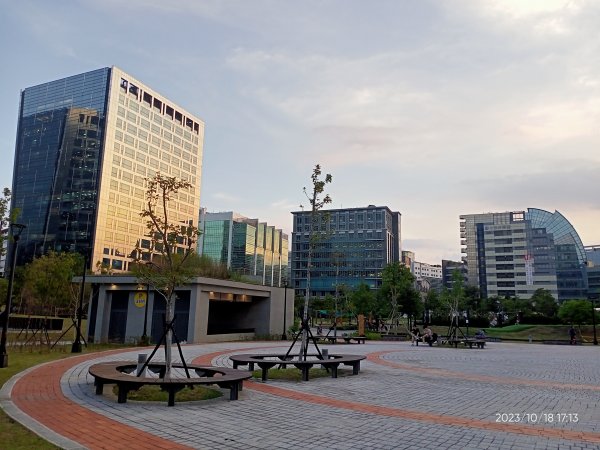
[119,79,201,137]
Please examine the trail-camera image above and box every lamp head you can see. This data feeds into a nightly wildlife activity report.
[9,223,26,240]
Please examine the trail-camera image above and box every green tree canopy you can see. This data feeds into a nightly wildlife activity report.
[20,251,84,314]
[558,299,594,326]
[351,283,377,316]
[531,288,558,318]
[380,262,420,319]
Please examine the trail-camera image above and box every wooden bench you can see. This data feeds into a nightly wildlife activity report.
[315,335,367,344]
[444,339,486,349]
[88,362,251,406]
[229,353,366,382]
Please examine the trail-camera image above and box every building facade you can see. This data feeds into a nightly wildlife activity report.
[11,67,204,271]
[85,276,294,344]
[586,245,600,299]
[442,259,468,289]
[413,261,442,279]
[198,210,289,287]
[291,205,401,296]
[460,209,587,300]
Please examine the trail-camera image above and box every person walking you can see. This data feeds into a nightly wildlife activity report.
[569,326,577,345]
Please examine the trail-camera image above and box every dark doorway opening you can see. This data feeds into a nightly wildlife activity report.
[207,300,255,334]
[108,291,129,343]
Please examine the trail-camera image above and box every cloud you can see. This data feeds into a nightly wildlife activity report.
[271,199,298,210]
[211,192,240,203]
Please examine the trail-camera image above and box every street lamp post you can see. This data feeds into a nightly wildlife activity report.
[281,281,288,340]
[71,249,89,353]
[1,223,26,368]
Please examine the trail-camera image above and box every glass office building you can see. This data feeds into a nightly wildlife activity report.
[11,67,204,270]
[198,210,289,287]
[291,205,401,297]
[460,208,587,300]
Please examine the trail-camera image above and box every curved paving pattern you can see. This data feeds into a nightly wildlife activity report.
[2,341,600,449]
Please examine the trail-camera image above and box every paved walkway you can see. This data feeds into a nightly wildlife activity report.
[2,341,600,449]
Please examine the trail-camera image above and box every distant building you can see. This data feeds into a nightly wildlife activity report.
[291,205,401,296]
[586,245,600,299]
[442,259,467,289]
[401,250,415,271]
[586,245,600,266]
[10,67,204,271]
[413,261,442,279]
[460,209,587,300]
[198,210,288,287]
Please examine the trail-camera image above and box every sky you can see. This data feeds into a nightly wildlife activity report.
[1,0,599,265]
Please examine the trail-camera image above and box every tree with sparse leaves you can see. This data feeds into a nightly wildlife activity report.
[131,174,201,378]
[380,262,419,330]
[0,189,11,251]
[299,164,332,358]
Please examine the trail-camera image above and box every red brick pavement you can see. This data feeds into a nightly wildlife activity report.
[10,349,192,450]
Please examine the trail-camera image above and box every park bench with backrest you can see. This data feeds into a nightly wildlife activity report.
[88,361,251,406]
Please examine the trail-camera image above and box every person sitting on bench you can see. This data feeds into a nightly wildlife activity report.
[422,325,438,346]
[411,325,421,346]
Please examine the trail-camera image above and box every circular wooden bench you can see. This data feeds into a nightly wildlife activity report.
[229,353,366,382]
[88,362,251,406]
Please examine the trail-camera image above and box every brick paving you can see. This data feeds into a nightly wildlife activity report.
[2,341,600,449]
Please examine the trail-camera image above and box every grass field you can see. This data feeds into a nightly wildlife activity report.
[0,344,124,450]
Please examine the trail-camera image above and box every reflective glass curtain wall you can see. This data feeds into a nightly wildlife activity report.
[12,68,110,263]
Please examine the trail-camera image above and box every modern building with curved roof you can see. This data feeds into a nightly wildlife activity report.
[460,208,588,301]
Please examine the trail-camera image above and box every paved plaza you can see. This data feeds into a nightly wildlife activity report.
[1,340,600,450]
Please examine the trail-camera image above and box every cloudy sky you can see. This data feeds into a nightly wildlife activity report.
[1,0,599,264]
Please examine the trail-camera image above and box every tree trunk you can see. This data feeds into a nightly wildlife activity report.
[300,244,312,361]
[164,294,175,379]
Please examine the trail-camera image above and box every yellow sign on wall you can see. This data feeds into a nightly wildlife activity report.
[134,292,147,308]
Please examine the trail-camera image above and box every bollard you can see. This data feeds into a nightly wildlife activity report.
[322,349,329,359]
[137,353,148,376]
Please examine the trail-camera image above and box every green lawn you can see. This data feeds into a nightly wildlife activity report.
[428,324,597,343]
[0,344,125,450]
[0,349,72,449]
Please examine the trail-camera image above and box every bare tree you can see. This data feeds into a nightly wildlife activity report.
[131,174,200,378]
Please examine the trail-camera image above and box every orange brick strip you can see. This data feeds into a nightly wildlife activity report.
[367,350,600,392]
[197,348,600,445]
[10,349,192,450]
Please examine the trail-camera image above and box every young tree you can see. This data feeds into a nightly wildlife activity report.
[439,270,470,335]
[299,164,332,358]
[131,174,200,378]
[380,262,419,330]
[0,188,12,258]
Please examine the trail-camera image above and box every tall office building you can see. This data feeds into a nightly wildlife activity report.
[460,209,587,300]
[11,67,204,270]
[198,210,289,287]
[291,205,401,296]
